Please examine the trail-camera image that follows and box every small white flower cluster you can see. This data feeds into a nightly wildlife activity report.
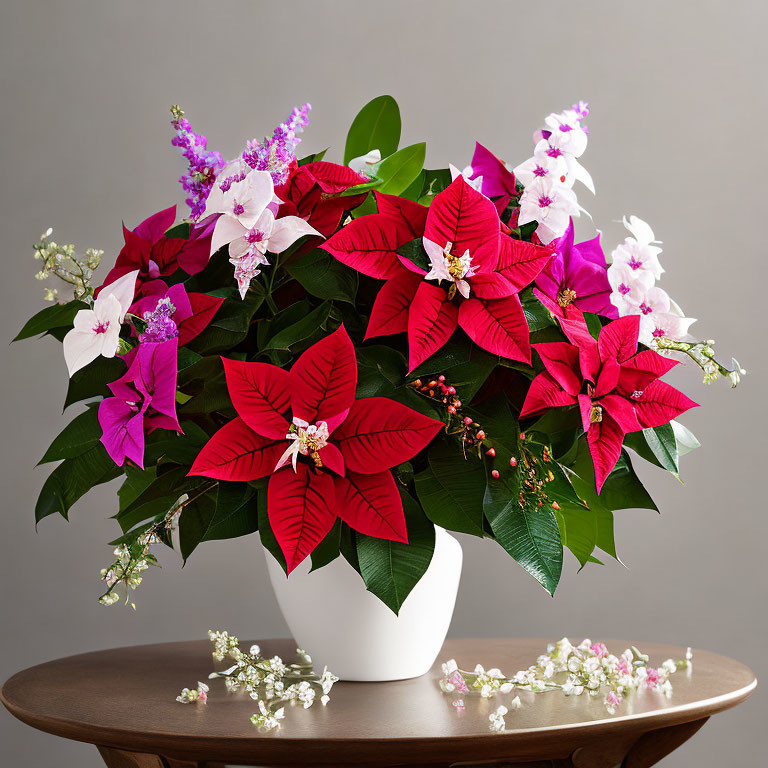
[607,216,696,347]
[203,631,338,732]
[439,638,692,723]
[176,681,209,704]
[98,497,186,607]
[32,228,103,302]
[515,102,593,244]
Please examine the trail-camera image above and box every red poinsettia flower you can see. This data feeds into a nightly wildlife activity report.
[519,314,699,492]
[188,326,443,572]
[274,161,368,238]
[322,177,554,370]
[99,205,213,294]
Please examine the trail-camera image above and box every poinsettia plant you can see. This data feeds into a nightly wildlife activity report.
[16,96,744,612]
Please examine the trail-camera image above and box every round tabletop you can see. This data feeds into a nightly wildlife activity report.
[1,638,756,767]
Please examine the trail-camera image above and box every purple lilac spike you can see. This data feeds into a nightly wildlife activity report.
[241,103,311,186]
[170,106,225,221]
[140,298,178,343]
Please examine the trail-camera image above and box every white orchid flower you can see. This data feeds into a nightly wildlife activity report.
[348,148,381,176]
[62,270,138,376]
[608,262,655,315]
[544,112,589,157]
[622,215,660,246]
[517,177,580,244]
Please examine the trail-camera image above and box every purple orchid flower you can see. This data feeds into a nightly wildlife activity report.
[535,219,618,318]
[98,339,181,468]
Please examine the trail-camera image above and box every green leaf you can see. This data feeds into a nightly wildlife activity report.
[483,468,563,595]
[625,424,678,473]
[285,249,358,304]
[376,143,426,196]
[202,482,259,542]
[263,301,331,352]
[35,444,121,523]
[64,356,127,410]
[584,312,603,339]
[415,441,486,536]
[310,519,342,572]
[144,422,210,465]
[14,300,87,342]
[344,95,401,165]
[118,466,157,511]
[258,484,287,574]
[298,148,328,166]
[521,288,556,333]
[356,488,435,614]
[396,237,430,272]
[178,489,218,561]
[355,345,407,398]
[420,168,452,200]
[401,170,426,201]
[39,405,101,463]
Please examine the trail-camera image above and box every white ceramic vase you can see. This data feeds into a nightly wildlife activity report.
[265,527,463,681]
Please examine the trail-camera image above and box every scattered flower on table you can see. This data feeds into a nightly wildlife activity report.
[176,681,209,704]
[197,631,338,731]
[441,638,693,722]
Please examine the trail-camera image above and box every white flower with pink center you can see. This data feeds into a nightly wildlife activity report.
[274,417,330,473]
[518,177,580,245]
[422,237,478,299]
[62,270,138,376]
[544,111,589,158]
[608,262,655,314]
[631,285,697,346]
[208,170,322,299]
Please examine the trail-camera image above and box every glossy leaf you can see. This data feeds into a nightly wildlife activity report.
[376,143,426,196]
[64,356,126,410]
[285,248,358,304]
[39,405,101,464]
[483,468,563,595]
[415,441,486,536]
[14,300,87,341]
[344,95,401,165]
[356,488,435,614]
[35,444,122,523]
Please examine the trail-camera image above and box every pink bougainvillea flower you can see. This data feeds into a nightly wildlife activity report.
[98,338,181,468]
[535,220,617,319]
[99,206,213,293]
[520,314,698,492]
[188,326,443,572]
[63,270,138,376]
[469,142,517,212]
[129,280,224,346]
[274,161,369,237]
[322,178,554,370]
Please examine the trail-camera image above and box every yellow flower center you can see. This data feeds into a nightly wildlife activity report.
[557,288,578,307]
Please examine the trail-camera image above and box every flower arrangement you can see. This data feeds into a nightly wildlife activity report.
[17,96,743,612]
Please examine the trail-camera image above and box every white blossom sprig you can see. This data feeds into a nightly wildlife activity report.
[205,630,338,731]
[440,637,693,721]
[654,337,746,388]
[32,228,103,302]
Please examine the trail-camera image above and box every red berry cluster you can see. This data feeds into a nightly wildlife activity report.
[409,375,487,459]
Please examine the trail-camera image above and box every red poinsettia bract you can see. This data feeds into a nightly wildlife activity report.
[99,206,214,296]
[322,177,554,370]
[275,161,368,238]
[519,314,698,492]
[189,326,443,572]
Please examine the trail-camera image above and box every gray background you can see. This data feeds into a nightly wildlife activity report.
[1,1,765,766]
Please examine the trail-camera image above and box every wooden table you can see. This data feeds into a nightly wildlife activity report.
[1,638,756,768]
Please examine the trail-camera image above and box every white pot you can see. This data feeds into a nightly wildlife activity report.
[265,527,463,681]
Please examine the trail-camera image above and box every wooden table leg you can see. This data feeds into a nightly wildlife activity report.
[622,717,709,768]
[97,746,225,768]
